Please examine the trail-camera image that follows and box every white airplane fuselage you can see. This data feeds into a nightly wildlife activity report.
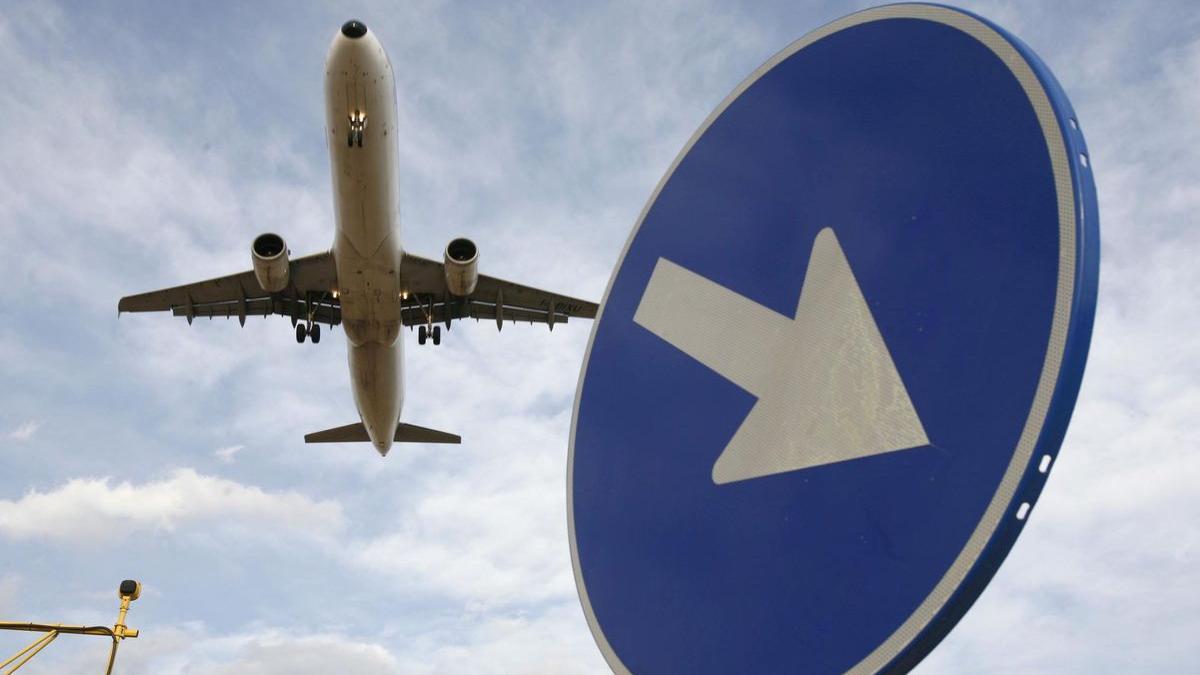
[115,20,598,453]
[325,23,404,455]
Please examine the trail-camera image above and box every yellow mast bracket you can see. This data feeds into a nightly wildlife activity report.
[0,580,141,675]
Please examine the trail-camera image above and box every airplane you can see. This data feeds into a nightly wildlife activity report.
[118,20,599,456]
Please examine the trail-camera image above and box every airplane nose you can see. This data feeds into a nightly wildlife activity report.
[341,20,368,39]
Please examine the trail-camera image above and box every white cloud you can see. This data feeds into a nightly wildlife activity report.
[0,573,18,614]
[351,416,577,608]
[167,630,401,675]
[7,420,40,442]
[0,469,343,544]
[214,444,244,463]
[392,603,608,675]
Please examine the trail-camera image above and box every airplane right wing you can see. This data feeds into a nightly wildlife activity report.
[399,252,598,329]
[117,251,340,326]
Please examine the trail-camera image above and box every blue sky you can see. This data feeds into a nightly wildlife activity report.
[0,1,1196,672]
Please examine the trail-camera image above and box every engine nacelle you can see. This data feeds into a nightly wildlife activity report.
[443,237,479,296]
[252,233,290,293]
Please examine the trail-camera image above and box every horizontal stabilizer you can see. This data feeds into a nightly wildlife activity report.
[305,422,460,444]
[394,423,461,444]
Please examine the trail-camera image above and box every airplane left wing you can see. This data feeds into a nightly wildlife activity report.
[118,251,340,326]
[399,252,597,329]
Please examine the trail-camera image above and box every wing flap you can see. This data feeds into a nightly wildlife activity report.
[399,252,598,327]
[399,298,574,327]
[120,251,340,326]
[473,274,597,319]
[118,251,338,314]
[171,297,341,325]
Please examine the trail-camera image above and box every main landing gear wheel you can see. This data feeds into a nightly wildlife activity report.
[418,325,428,345]
[296,323,320,344]
[432,326,441,346]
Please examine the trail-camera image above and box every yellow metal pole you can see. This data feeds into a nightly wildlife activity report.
[1,630,58,674]
[1,630,57,670]
[104,637,120,675]
[113,596,131,639]
[0,579,140,673]
[0,623,114,637]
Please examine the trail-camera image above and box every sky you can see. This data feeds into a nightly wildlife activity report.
[0,0,1196,673]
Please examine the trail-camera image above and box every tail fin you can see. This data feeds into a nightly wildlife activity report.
[305,422,460,444]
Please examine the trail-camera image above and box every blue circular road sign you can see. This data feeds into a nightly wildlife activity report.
[569,4,1099,673]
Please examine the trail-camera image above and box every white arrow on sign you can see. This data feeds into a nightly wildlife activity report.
[633,227,929,484]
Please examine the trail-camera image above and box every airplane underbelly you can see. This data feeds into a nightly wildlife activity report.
[324,22,405,451]
[326,63,401,347]
[349,339,405,450]
[336,239,401,347]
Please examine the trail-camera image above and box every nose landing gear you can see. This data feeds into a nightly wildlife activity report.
[347,111,367,147]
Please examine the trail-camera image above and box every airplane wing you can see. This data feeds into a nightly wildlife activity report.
[398,252,598,329]
[117,251,340,326]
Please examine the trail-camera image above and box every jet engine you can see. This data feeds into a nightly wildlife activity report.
[252,233,290,293]
[443,237,478,296]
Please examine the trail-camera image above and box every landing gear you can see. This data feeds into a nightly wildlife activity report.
[412,294,443,346]
[417,325,441,346]
[295,292,323,344]
[348,111,367,148]
[294,292,325,345]
[296,322,322,344]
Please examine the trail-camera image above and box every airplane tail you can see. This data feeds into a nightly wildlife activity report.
[304,422,461,444]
